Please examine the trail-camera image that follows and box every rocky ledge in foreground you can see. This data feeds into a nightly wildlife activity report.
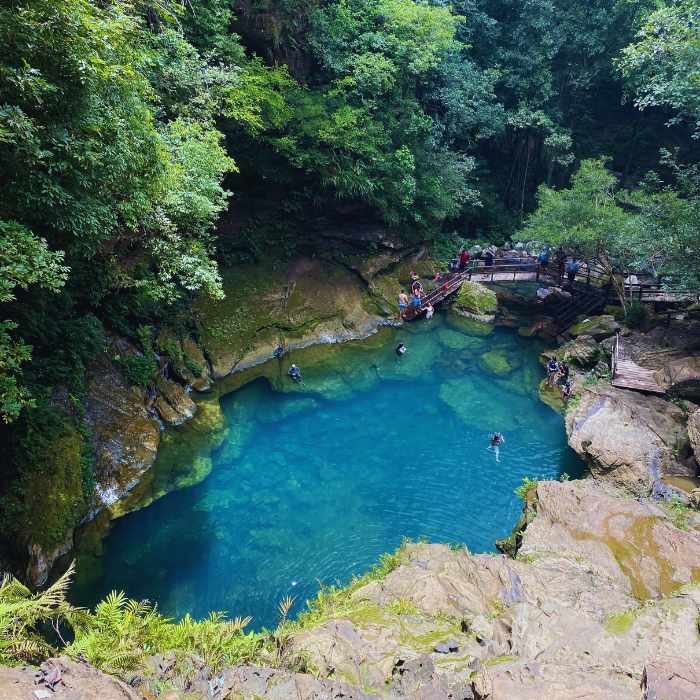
[4,478,699,699]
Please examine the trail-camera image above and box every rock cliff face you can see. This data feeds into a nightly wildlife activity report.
[14,250,417,584]
[6,480,698,699]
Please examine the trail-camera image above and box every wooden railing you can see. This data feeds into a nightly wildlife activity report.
[611,333,619,379]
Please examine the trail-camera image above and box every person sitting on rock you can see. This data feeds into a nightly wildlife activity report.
[287,364,302,382]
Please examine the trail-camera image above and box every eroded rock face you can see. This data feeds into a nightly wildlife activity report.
[565,381,689,495]
[284,482,700,698]
[0,657,140,700]
[154,376,196,426]
[689,409,700,463]
[84,352,160,516]
[196,259,388,380]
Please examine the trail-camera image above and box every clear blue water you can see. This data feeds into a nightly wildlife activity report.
[74,315,582,628]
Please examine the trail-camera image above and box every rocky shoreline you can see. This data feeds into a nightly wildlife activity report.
[3,249,700,699]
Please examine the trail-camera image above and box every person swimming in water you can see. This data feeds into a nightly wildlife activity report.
[396,343,407,357]
[287,363,302,382]
[489,432,505,462]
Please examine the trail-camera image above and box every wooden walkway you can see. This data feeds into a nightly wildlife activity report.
[402,258,603,322]
[611,334,666,394]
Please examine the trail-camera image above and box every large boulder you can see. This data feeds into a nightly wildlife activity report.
[570,314,620,340]
[154,376,196,426]
[455,280,498,321]
[548,334,600,368]
[565,382,690,495]
[655,355,700,402]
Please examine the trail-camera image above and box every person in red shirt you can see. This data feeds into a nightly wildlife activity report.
[458,248,470,270]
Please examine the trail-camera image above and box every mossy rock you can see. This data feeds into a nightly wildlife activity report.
[479,349,514,376]
[0,404,91,553]
[569,315,620,340]
[444,312,494,337]
[438,376,526,432]
[538,378,565,414]
[687,303,700,320]
[455,280,498,316]
[436,328,477,351]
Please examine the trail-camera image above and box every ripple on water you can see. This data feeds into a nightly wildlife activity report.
[73,315,583,628]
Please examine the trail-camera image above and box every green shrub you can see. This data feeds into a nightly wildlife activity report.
[666,497,692,530]
[515,476,538,500]
[116,354,157,387]
[623,302,649,329]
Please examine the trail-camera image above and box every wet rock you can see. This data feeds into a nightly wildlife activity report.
[154,376,197,426]
[565,382,689,495]
[569,314,620,340]
[84,352,160,517]
[479,349,514,376]
[196,259,387,380]
[444,311,494,337]
[538,378,565,414]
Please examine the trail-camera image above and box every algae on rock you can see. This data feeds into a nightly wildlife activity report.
[454,280,497,321]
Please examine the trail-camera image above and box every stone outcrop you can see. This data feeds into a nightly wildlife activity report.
[195,258,390,380]
[565,381,690,495]
[0,657,141,700]
[84,352,161,517]
[455,279,498,322]
[569,314,620,340]
[272,480,699,699]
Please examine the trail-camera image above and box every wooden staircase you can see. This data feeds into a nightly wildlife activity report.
[549,282,608,332]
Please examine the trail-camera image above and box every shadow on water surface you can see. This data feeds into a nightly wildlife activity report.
[72,313,584,629]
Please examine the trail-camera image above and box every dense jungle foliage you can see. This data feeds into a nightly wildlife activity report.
[0,0,698,584]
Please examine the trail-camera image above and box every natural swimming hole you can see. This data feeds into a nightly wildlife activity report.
[73,313,583,629]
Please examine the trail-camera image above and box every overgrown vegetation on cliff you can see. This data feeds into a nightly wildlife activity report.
[0,0,699,575]
[0,544,407,677]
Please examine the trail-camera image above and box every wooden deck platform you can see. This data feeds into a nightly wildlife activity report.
[611,335,666,395]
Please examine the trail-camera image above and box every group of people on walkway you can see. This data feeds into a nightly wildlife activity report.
[398,271,434,320]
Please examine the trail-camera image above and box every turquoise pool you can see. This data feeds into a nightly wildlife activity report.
[74,314,582,628]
